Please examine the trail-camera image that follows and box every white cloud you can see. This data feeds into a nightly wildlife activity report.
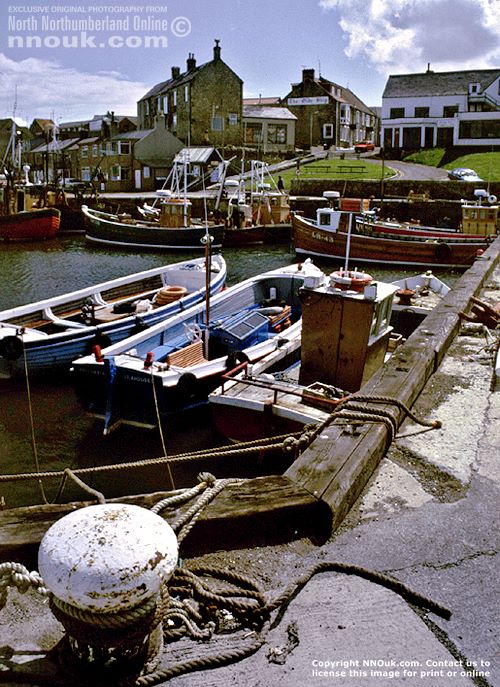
[0,53,147,124]
[319,0,500,74]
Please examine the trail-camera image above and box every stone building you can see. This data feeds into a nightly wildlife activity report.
[283,68,376,150]
[137,40,243,148]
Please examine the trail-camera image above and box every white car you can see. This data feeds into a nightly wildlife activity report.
[447,168,483,182]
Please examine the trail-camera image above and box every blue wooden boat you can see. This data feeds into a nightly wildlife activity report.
[0,255,226,379]
[71,260,327,432]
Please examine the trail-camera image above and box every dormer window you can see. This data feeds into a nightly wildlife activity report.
[469,83,480,94]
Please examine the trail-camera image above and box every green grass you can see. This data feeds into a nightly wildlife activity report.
[276,158,395,188]
[404,148,500,180]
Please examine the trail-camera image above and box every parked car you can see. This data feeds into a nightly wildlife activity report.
[447,168,483,182]
[62,177,88,191]
[354,141,375,153]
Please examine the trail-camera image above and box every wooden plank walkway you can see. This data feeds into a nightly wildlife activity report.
[0,237,499,562]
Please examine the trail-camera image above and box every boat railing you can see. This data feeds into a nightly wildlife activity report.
[219,366,345,411]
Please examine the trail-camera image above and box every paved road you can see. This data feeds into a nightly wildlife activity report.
[381,158,450,181]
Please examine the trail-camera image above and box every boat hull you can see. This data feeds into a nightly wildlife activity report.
[0,256,226,379]
[293,214,491,269]
[83,206,224,250]
[0,208,60,241]
[71,263,324,430]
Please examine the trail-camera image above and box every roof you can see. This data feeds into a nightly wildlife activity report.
[140,55,242,102]
[110,129,153,141]
[286,73,374,115]
[173,147,222,164]
[243,97,281,106]
[383,69,500,98]
[243,105,297,120]
[77,137,99,145]
[30,137,81,153]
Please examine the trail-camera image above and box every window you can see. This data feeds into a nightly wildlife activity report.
[119,141,131,155]
[81,146,88,158]
[173,90,177,107]
[323,123,334,139]
[414,107,429,118]
[107,142,118,155]
[245,123,263,143]
[144,100,149,115]
[163,96,168,113]
[172,114,177,131]
[459,119,500,139]
[92,144,98,156]
[390,107,405,118]
[100,143,107,156]
[81,167,91,181]
[121,167,130,181]
[212,115,224,131]
[184,85,189,103]
[228,112,238,126]
[267,124,286,144]
[143,166,150,178]
[443,105,459,117]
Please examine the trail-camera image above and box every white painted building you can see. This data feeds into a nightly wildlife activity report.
[382,68,500,150]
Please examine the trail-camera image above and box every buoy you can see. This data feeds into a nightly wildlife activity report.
[144,351,154,368]
[92,344,104,362]
[330,269,373,292]
[38,504,178,677]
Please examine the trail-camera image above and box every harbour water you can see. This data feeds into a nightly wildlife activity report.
[0,233,461,508]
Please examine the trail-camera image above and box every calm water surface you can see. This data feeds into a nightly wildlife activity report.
[0,234,461,507]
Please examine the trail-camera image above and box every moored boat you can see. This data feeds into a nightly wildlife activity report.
[219,161,291,246]
[71,260,326,433]
[292,191,498,269]
[0,255,226,379]
[0,207,60,241]
[210,268,450,442]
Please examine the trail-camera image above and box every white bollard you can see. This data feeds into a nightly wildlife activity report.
[38,503,178,678]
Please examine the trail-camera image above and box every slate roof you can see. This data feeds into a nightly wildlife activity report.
[243,106,297,120]
[383,69,500,98]
[30,137,81,153]
[173,147,222,164]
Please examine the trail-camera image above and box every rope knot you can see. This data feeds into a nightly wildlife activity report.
[198,472,216,486]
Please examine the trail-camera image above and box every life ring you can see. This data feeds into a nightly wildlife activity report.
[0,335,24,360]
[488,195,497,204]
[434,241,452,261]
[176,372,198,405]
[154,285,188,306]
[225,350,249,370]
[330,269,373,292]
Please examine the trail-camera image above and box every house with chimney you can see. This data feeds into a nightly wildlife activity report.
[283,68,376,150]
[381,67,500,151]
[137,40,243,148]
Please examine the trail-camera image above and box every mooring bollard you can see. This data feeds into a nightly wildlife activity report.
[38,503,178,679]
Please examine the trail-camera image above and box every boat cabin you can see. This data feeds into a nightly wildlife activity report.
[315,193,370,231]
[461,190,499,235]
[157,191,192,228]
[299,273,398,392]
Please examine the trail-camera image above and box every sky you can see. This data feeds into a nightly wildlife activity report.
[0,0,498,126]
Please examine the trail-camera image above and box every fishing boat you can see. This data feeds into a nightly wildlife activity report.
[218,161,291,246]
[71,260,326,433]
[292,191,498,268]
[84,153,224,250]
[0,206,60,241]
[0,255,226,379]
[209,269,450,442]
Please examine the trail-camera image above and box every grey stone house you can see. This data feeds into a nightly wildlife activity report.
[138,40,243,149]
[283,68,376,150]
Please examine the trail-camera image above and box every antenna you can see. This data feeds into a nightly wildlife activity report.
[318,59,321,76]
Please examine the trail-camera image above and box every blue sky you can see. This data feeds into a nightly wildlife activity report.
[0,0,498,125]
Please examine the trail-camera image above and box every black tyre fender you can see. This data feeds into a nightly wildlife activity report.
[0,335,24,360]
[176,372,199,404]
[225,350,249,370]
[434,241,452,261]
[85,333,112,355]
[131,316,149,335]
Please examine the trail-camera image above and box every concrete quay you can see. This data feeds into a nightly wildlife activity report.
[0,249,499,687]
